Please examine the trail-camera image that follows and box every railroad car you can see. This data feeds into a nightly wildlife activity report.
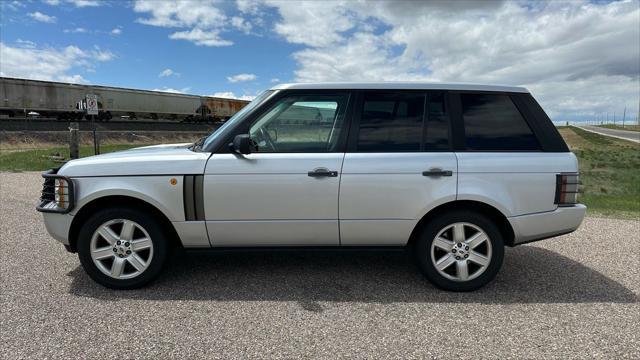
[0,77,249,122]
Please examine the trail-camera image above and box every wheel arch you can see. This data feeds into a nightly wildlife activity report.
[67,195,182,253]
[408,200,515,248]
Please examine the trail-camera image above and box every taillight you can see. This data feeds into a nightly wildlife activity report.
[555,173,579,206]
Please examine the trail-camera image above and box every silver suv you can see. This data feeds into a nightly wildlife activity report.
[37,82,586,291]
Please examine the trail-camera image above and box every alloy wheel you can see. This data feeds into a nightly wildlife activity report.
[90,219,154,280]
[430,222,492,282]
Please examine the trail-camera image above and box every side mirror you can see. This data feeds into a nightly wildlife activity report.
[230,134,252,155]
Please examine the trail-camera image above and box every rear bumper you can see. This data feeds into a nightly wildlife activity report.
[508,204,586,246]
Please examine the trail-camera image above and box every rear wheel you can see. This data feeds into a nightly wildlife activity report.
[77,208,168,289]
[414,210,504,291]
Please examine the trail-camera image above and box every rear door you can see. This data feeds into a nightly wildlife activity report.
[339,91,458,245]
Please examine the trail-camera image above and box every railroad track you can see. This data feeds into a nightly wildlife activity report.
[1,118,220,132]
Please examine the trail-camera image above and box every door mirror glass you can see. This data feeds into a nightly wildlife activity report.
[230,134,253,155]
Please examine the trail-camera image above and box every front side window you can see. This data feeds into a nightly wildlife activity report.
[249,94,349,153]
[461,93,540,151]
[201,90,274,150]
[357,93,425,152]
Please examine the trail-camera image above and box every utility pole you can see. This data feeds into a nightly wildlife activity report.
[622,106,626,128]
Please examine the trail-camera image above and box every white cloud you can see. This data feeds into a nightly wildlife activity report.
[58,74,89,83]
[211,91,255,101]
[263,0,640,121]
[152,87,191,94]
[44,0,101,7]
[231,16,252,34]
[28,11,57,23]
[227,73,257,83]
[169,28,232,47]
[70,0,101,6]
[64,27,87,33]
[15,39,36,48]
[6,1,26,10]
[111,27,122,35]
[91,47,115,61]
[0,42,114,83]
[270,78,280,83]
[134,0,233,47]
[159,68,180,78]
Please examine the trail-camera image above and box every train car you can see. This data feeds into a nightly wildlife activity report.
[199,97,248,123]
[0,77,87,120]
[0,77,249,122]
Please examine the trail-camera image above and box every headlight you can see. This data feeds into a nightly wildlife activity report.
[54,178,70,209]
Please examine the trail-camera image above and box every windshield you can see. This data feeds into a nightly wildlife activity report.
[200,90,275,150]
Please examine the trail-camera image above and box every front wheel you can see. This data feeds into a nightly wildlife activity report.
[77,208,168,289]
[414,210,504,291]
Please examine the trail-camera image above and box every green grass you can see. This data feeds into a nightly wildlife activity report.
[597,124,640,132]
[562,126,640,218]
[0,144,141,172]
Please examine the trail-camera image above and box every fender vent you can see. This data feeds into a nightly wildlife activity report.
[183,175,204,221]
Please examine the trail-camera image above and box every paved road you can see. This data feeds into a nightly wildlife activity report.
[578,125,640,143]
[1,172,638,359]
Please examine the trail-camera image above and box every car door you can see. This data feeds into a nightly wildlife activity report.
[203,91,351,246]
[339,91,458,245]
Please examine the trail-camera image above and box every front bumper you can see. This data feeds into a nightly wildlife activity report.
[508,204,587,246]
[42,212,74,245]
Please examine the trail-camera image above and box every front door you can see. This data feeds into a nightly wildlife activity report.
[203,92,351,246]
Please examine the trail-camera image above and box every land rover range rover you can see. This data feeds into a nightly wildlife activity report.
[37,82,585,291]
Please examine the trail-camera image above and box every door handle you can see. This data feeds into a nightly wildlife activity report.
[308,168,338,177]
[422,168,453,177]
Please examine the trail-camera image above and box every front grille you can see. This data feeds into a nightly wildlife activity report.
[41,176,56,202]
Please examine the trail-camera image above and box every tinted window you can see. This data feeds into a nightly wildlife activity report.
[357,93,425,152]
[249,94,349,153]
[461,93,539,151]
[425,92,450,151]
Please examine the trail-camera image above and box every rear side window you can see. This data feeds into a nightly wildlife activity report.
[461,93,540,151]
[357,93,425,152]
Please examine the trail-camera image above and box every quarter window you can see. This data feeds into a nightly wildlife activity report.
[357,93,425,152]
[249,94,349,153]
[461,93,540,151]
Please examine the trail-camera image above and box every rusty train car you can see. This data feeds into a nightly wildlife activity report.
[0,77,249,122]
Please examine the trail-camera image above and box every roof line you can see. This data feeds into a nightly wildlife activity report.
[271,82,529,93]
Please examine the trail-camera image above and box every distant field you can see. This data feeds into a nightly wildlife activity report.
[559,126,639,218]
[597,124,640,132]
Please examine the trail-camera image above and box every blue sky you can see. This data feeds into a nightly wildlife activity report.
[0,0,638,122]
[1,0,301,98]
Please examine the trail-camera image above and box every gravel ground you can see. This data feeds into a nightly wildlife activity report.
[1,171,638,359]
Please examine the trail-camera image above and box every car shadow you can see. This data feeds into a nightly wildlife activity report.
[67,246,638,305]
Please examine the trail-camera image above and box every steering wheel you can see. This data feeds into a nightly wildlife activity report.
[257,127,277,152]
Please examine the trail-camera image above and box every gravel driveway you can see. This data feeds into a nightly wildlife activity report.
[1,172,638,359]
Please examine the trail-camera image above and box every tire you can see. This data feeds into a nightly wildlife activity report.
[414,210,504,291]
[77,207,169,289]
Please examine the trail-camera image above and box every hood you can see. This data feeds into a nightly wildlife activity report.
[59,143,211,177]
